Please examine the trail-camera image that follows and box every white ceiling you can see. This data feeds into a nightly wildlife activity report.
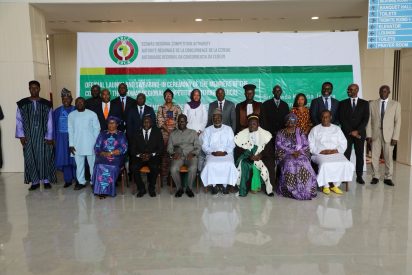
[33,0,369,34]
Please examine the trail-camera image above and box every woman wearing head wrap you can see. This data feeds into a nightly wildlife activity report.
[275,113,317,200]
[156,89,182,183]
[92,116,128,198]
[183,89,208,135]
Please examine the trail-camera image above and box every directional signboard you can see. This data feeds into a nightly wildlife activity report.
[368,0,412,49]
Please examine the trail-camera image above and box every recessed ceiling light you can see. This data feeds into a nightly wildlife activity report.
[311,16,319,20]
[195,18,203,22]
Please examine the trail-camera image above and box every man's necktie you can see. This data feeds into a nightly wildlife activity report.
[144,130,149,143]
[352,98,356,111]
[121,98,125,112]
[103,103,109,119]
[324,97,329,110]
[275,100,279,107]
[381,101,385,129]
[139,106,143,119]
[219,102,222,111]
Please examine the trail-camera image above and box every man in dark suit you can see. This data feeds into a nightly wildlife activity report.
[127,93,156,140]
[206,88,236,133]
[261,85,289,137]
[91,89,122,131]
[310,82,340,126]
[339,84,370,184]
[85,84,101,110]
[111,83,136,131]
[131,116,164,198]
[235,84,262,133]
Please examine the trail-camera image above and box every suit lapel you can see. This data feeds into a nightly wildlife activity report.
[385,100,394,117]
[375,100,381,119]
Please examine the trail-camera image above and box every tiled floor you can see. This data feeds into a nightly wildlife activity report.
[0,163,411,275]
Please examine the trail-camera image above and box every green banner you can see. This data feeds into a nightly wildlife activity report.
[80,65,353,109]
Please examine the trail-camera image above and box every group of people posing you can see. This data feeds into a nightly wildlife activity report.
[16,80,401,200]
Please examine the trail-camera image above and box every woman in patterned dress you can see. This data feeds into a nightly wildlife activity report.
[92,116,128,198]
[157,89,182,183]
[275,113,317,200]
[290,93,312,135]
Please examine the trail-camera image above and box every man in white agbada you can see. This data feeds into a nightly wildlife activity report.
[234,114,274,197]
[68,97,101,190]
[201,108,239,195]
[308,110,354,195]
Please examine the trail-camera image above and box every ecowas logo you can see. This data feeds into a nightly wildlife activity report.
[109,36,139,65]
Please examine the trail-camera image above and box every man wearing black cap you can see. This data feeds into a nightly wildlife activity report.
[261,85,290,137]
[235,84,262,133]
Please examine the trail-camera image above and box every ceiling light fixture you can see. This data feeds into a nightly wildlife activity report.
[195,18,203,22]
[311,16,319,20]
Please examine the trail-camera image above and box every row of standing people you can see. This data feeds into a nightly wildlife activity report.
[16,80,401,198]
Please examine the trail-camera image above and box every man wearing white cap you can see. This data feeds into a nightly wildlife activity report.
[201,109,239,195]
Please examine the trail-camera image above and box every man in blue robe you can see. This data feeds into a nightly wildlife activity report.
[53,88,76,188]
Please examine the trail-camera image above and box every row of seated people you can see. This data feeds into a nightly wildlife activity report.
[81,81,363,192]
[84,105,354,199]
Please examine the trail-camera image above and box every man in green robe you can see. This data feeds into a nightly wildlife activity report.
[234,114,275,197]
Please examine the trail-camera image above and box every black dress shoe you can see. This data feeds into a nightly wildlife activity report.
[149,190,156,197]
[211,186,218,195]
[267,192,275,197]
[63,182,72,188]
[136,191,147,197]
[74,183,85,190]
[186,188,195,198]
[384,179,395,186]
[370,178,379,185]
[356,177,365,184]
[175,188,184,198]
[28,184,40,191]
[44,183,52,189]
[222,187,229,195]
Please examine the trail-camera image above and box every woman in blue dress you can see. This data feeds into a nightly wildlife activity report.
[92,116,128,198]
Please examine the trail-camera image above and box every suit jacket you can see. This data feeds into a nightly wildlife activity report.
[206,100,236,133]
[366,99,401,143]
[339,98,370,139]
[85,97,101,110]
[89,102,122,131]
[126,105,156,140]
[235,100,262,133]
[309,96,340,125]
[130,127,164,165]
[111,96,137,131]
[261,99,289,137]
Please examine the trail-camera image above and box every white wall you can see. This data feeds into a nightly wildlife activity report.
[397,49,412,165]
[49,33,77,107]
